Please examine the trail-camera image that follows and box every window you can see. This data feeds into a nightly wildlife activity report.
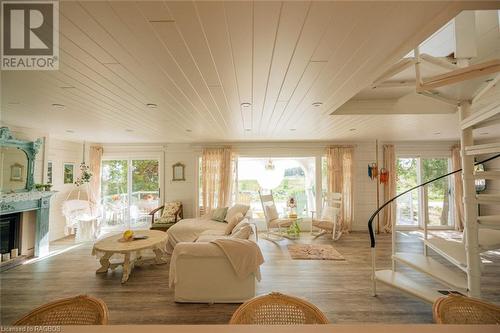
[236,157,316,218]
[396,156,453,229]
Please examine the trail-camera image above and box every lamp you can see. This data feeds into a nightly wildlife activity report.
[257,159,284,190]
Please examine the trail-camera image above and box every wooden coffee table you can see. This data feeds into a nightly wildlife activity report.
[92,230,168,283]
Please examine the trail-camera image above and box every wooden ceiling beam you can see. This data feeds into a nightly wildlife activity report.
[372,58,416,85]
[472,74,500,105]
[420,54,457,71]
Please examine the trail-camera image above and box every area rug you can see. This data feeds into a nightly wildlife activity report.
[287,244,345,260]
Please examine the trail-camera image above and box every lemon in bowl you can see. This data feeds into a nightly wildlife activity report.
[123,230,134,241]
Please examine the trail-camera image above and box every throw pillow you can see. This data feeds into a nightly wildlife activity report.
[211,207,228,222]
[225,204,250,223]
[231,219,249,235]
[264,204,279,221]
[224,212,245,235]
[161,202,181,220]
[231,225,253,239]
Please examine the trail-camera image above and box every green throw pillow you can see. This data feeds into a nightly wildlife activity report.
[211,207,228,222]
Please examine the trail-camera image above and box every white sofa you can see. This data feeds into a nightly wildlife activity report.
[170,228,258,303]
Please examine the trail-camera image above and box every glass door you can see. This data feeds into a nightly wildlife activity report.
[422,158,452,228]
[396,158,420,227]
[101,158,160,232]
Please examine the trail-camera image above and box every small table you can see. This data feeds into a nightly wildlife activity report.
[92,230,168,283]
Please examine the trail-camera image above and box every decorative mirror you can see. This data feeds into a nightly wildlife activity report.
[0,127,42,193]
[172,162,185,181]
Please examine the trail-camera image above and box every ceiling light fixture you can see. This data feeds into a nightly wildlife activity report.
[312,102,323,107]
[244,129,252,132]
[66,130,74,133]
[480,132,489,135]
[289,128,296,131]
[241,102,252,108]
[7,101,20,105]
[434,132,441,135]
[125,129,134,133]
[60,86,76,89]
[146,103,158,109]
[349,128,356,131]
[186,129,192,132]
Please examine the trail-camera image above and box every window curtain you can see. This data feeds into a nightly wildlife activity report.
[201,147,233,214]
[451,144,465,231]
[326,146,354,232]
[88,145,103,205]
[382,144,396,233]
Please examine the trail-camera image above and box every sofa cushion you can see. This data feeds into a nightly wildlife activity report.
[224,212,244,235]
[232,219,249,234]
[211,207,228,222]
[166,217,227,253]
[225,204,250,222]
[231,225,253,239]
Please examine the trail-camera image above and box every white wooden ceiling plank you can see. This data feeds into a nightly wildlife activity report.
[252,1,282,136]
[108,2,211,125]
[136,1,173,22]
[79,1,222,135]
[195,1,245,132]
[150,21,229,131]
[258,1,311,135]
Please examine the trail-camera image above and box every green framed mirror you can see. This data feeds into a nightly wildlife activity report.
[0,127,42,193]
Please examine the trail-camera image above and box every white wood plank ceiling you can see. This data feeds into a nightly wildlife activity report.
[1,1,498,143]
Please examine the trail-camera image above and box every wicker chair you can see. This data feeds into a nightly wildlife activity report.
[433,295,500,324]
[229,292,329,324]
[13,295,109,325]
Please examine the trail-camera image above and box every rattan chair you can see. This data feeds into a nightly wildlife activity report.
[229,292,329,324]
[433,295,500,324]
[14,295,109,325]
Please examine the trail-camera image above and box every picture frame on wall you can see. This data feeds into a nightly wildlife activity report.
[172,162,185,181]
[63,163,75,184]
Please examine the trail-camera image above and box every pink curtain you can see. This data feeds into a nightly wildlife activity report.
[382,144,396,233]
[451,144,465,231]
[201,147,233,214]
[89,145,103,205]
[326,146,354,232]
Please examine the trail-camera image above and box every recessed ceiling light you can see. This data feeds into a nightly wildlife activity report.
[60,86,75,89]
[7,101,20,105]
[146,103,158,109]
[480,132,489,135]
[485,78,494,83]
[289,128,296,131]
[241,102,252,108]
[432,91,440,95]
[349,128,356,131]
[312,102,323,107]
[52,103,65,110]
[186,129,192,132]
[66,130,74,133]
[125,129,134,133]
[434,132,441,135]
[245,129,252,132]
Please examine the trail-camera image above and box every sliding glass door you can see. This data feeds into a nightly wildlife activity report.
[101,158,160,231]
[395,156,453,229]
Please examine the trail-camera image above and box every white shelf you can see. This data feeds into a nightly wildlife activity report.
[375,270,445,303]
[393,252,467,290]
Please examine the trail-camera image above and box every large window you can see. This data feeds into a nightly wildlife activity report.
[236,157,316,218]
[396,156,453,229]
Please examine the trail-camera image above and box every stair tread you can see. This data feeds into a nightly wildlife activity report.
[423,237,467,270]
[478,215,500,222]
[393,252,467,290]
[479,228,500,251]
[476,194,500,204]
[465,143,500,155]
[375,270,444,303]
[474,171,500,179]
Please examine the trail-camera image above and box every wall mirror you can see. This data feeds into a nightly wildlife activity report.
[0,127,42,193]
[172,162,185,181]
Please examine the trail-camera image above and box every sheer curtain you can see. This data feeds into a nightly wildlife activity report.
[89,145,103,205]
[201,147,233,214]
[382,144,396,233]
[451,144,465,231]
[326,146,354,232]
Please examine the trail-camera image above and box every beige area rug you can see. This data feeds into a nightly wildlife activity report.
[287,244,345,260]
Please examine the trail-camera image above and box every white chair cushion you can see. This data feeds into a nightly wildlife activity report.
[264,204,279,221]
[321,206,338,221]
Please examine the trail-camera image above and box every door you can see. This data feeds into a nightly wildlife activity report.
[396,158,420,227]
[101,158,160,231]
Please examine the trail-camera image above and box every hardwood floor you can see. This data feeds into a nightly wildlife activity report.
[1,231,499,325]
